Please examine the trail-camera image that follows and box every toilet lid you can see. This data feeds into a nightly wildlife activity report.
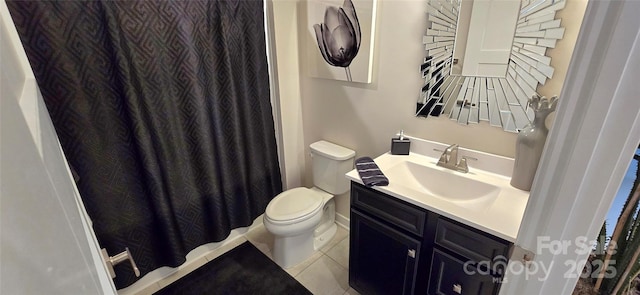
[266,187,323,222]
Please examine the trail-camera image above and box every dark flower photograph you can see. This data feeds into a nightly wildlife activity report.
[308,0,377,83]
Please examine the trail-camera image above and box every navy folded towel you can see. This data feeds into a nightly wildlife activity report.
[355,157,389,187]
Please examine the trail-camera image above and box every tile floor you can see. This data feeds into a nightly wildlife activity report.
[245,225,360,295]
[123,223,360,295]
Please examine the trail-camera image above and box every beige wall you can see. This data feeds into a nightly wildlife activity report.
[537,0,588,98]
[270,0,307,190]
[271,0,587,220]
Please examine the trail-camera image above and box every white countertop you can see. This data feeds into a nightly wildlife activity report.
[345,137,530,242]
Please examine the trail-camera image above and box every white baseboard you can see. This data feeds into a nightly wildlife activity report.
[335,212,349,230]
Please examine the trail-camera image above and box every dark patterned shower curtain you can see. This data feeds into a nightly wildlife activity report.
[7,0,282,288]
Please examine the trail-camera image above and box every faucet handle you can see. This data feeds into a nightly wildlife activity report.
[461,155,478,161]
[435,147,452,164]
[456,156,477,173]
[457,157,470,173]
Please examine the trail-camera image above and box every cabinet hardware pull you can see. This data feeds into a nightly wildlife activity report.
[453,283,462,294]
[407,249,416,258]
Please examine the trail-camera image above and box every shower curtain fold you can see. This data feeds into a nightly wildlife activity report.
[7,0,282,288]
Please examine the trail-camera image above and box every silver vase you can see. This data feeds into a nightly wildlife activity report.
[511,94,558,191]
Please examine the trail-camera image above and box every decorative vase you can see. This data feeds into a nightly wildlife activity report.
[511,94,558,191]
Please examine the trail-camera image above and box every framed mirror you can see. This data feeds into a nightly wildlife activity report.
[417,0,567,132]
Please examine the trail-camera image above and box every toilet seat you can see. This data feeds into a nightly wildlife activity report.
[265,188,323,225]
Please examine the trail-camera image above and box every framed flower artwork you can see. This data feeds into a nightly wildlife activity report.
[307,0,378,83]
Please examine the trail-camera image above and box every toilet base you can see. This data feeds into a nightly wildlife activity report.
[313,194,336,250]
[267,189,338,269]
[272,230,315,269]
[314,223,337,250]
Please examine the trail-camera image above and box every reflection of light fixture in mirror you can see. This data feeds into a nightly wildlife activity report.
[417,0,566,133]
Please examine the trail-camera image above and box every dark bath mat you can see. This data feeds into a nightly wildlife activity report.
[154,241,312,295]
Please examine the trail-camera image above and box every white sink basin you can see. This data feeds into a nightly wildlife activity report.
[384,161,500,210]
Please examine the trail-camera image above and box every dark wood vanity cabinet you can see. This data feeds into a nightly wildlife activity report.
[350,210,421,294]
[349,182,511,295]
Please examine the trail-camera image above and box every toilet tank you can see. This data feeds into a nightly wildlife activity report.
[310,141,356,195]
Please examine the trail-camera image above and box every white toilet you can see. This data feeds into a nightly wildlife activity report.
[264,140,355,268]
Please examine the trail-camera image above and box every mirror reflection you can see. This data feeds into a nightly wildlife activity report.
[453,0,520,77]
[418,0,571,132]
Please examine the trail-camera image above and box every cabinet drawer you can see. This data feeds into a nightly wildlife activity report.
[428,249,499,295]
[351,182,426,236]
[435,218,509,273]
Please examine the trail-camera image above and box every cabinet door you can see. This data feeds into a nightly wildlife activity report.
[428,249,499,295]
[350,209,421,295]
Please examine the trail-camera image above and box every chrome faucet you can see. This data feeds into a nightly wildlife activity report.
[436,144,472,173]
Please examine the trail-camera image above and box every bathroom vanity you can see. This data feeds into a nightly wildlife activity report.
[345,137,529,295]
[350,182,510,294]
